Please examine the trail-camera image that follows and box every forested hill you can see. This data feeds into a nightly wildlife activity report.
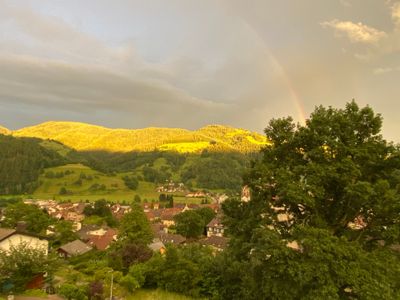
[0,125,10,135]
[12,121,268,153]
[0,134,67,194]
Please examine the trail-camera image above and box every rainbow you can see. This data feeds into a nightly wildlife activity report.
[240,19,307,126]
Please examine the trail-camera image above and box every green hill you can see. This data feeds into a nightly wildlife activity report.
[32,163,214,203]
[33,163,140,202]
[12,121,268,153]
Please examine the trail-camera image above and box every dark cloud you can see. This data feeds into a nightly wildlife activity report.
[0,0,399,141]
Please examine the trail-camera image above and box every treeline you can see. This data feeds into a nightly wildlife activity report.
[67,150,187,174]
[181,151,247,190]
[0,135,66,194]
[69,150,256,190]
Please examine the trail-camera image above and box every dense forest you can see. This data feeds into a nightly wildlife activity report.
[70,150,253,190]
[0,135,66,194]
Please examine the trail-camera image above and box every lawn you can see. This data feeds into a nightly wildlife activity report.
[33,164,139,203]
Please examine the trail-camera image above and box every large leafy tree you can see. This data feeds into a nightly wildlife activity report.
[222,101,400,299]
[118,204,153,245]
[174,210,205,239]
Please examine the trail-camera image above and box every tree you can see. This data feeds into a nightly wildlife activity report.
[174,210,205,239]
[59,187,68,195]
[123,175,139,190]
[196,207,216,226]
[53,220,79,246]
[1,202,53,234]
[83,199,117,227]
[157,246,202,297]
[166,194,174,208]
[159,193,167,202]
[118,204,153,245]
[109,243,153,272]
[134,195,141,203]
[0,242,59,292]
[221,101,400,299]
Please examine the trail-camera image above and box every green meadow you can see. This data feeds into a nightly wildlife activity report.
[32,163,205,204]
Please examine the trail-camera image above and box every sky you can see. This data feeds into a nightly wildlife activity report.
[0,0,399,141]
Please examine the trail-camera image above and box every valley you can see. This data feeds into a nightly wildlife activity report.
[0,122,259,202]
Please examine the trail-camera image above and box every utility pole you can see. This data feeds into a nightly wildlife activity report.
[109,271,114,300]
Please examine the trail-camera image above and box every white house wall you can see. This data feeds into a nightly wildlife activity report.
[0,234,49,255]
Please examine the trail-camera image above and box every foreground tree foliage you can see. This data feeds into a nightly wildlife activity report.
[174,208,216,238]
[174,210,206,239]
[124,244,215,297]
[221,101,400,299]
[0,243,58,292]
[118,204,153,245]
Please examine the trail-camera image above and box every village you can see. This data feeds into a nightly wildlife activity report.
[0,191,233,297]
[15,196,229,256]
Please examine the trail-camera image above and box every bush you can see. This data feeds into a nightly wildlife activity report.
[58,283,87,300]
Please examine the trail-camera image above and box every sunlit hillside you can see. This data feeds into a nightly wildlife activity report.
[12,121,268,153]
[0,125,10,135]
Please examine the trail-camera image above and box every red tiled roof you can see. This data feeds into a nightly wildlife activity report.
[160,208,183,220]
[87,228,118,251]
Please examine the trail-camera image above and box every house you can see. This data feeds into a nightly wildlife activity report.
[215,194,229,204]
[241,185,251,202]
[206,216,225,237]
[0,228,48,255]
[148,238,166,254]
[185,191,206,198]
[203,203,221,213]
[77,224,102,241]
[145,209,162,222]
[111,204,132,220]
[151,222,165,236]
[157,232,186,245]
[200,236,229,252]
[160,207,183,227]
[58,239,93,258]
[63,211,85,223]
[87,228,118,250]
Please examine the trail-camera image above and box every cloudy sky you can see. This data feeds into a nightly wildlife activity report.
[0,0,399,140]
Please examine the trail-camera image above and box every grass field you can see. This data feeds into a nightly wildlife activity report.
[31,163,204,204]
[33,164,133,202]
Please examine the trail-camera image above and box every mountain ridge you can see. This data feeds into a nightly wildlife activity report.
[12,121,268,153]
